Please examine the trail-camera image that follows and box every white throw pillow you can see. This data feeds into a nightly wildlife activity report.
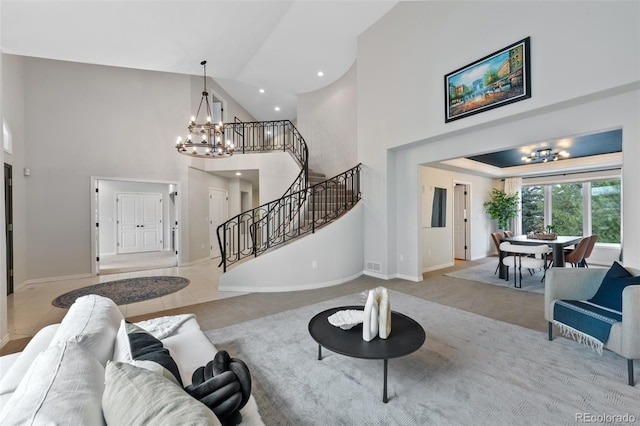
[112,319,132,362]
[103,361,221,426]
[50,294,123,365]
[162,329,218,386]
[0,341,105,426]
[0,324,60,398]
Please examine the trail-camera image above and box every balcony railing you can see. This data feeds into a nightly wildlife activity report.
[216,118,360,272]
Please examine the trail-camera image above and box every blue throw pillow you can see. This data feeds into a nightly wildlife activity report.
[588,262,640,312]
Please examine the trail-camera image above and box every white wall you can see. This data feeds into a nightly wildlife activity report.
[203,76,255,124]
[420,166,494,271]
[186,167,231,265]
[219,203,364,292]
[227,178,253,218]
[297,63,358,177]
[202,152,300,205]
[17,58,193,281]
[355,1,640,280]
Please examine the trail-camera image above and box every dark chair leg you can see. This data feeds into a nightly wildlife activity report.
[548,322,553,341]
[516,265,522,288]
[628,359,635,386]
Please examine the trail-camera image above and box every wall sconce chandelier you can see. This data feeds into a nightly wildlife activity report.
[521,148,570,163]
[175,61,233,158]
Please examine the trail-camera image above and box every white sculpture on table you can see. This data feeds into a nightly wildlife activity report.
[362,290,379,342]
[378,287,391,339]
[362,287,392,341]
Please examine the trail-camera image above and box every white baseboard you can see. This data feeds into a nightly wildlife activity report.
[180,257,213,267]
[218,271,364,293]
[394,273,423,282]
[20,273,93,288]
[422,261,454,273]
[362,270,391,280]
[0,333,9,349]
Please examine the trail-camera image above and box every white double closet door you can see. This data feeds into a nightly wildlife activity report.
[117,192,163,254]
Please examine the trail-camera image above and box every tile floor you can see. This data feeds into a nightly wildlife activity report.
[7,253,245,341]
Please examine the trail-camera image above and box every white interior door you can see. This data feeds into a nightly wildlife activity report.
[117,192,162,254]
[209,188,228,258]
[454,184,469,260]
[140,194,163,251]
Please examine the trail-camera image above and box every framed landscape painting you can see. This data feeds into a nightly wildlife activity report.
[445,37,531,123]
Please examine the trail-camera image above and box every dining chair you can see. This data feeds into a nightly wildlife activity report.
[500,242,551,288]
[503,231,513,238]
[563,236,591,267]
[578,234,598,267]
[491,232,505,275]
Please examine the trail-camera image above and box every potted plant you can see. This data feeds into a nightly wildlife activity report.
[483,188,519,231]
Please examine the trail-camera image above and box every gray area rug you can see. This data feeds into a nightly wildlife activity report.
[444,259,545,293]
[205,290,639,425]
[52,276,189,308]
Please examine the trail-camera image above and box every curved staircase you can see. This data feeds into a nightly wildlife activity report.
[217,118,361,272]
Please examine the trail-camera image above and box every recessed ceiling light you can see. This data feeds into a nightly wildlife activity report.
[274,106,280,111]
[317,71,324,77]
[235,172,242,176]
[259,88,265,94]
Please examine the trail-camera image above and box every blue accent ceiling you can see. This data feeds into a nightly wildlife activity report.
[466,129,622,168]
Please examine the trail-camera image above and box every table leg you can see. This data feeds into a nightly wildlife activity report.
[318,344,322,361]
[552,246,565,268]
[383,359,388,403]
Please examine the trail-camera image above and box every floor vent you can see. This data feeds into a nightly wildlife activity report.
[366,261,382,273]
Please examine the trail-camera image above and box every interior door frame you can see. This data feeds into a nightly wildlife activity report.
[453,180,471,261]
[90,176,180,277]
[4,163,13,295]
[209,187,229,259]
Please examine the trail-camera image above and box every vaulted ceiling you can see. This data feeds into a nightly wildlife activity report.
[0,1,398,121]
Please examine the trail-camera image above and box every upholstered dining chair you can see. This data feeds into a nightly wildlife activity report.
[578,234,598,267]
[491,232,506,275]
[564,236,591,268]
[503,230,513,238]
[500,242,552,288]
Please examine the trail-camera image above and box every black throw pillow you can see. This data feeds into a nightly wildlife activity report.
[185,350,252,426]
[126,322,183,387]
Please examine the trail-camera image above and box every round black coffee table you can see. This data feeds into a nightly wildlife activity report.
[308,305,426,403]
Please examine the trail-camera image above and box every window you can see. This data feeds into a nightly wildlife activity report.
[551,183,583,236]
[3,118,12,154]
[521,186,543,232]
[591,179,621,243]
[521,176,621,244]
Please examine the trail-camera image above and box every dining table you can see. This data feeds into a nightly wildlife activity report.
[499,235,583,279]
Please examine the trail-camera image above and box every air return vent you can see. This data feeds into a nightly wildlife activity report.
[366,261,382,273]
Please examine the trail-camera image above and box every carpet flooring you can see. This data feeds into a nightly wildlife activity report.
[51,276,189,308]
[205,290,639,426]
[444,260,546,294]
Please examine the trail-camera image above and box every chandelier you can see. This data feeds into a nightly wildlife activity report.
[175,61,234,158]
[522,148,569,163]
